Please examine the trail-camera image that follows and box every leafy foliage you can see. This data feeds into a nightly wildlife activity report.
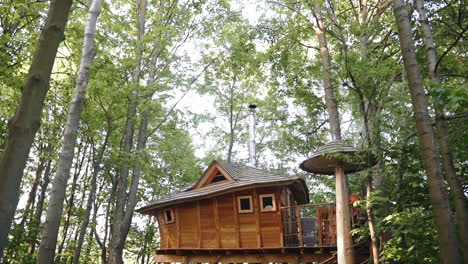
[0,0,466,262]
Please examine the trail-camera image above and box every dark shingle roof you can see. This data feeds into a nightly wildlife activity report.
[137,160,309,214]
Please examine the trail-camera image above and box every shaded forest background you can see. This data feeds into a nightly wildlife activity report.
[0,0,466,263]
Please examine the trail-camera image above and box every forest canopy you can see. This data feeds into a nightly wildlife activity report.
[0,0,466,263]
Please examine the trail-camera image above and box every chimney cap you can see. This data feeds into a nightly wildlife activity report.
[248,104,257,109]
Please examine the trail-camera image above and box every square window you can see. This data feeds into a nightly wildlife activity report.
[164,208,175,223]
[260,194,276,212]
[237,195,253,213]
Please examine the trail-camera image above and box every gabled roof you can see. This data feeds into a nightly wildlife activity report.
[136,160,309,214]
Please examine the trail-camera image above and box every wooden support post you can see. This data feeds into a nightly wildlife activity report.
[232,193,241,248]
[335,167,354,264]
[278,190,284,248]
[176,207,181,248]
[296,206,303,247]
[197,200,202,248]
[213,197,221,248]
[316,205,322,246]
[253,189,262,248]
[164,214,170,248]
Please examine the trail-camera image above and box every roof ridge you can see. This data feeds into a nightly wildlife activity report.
[218,160,285,173]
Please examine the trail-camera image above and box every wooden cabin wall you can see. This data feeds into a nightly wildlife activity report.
[199,199,217,248]
[154,186,284,249]
[179,202,200,247]
[155,212,170,248]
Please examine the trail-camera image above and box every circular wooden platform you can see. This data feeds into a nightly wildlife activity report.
[299,141,376,175]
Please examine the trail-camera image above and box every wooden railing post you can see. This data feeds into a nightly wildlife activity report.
[296,207,303,247]
[316,205,322,246]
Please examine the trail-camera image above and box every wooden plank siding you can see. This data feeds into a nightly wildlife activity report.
[154,187,284,250]
[217,194,237,248]
[156,212,168,249]
[178,202,199,248]
[199,199,217,248]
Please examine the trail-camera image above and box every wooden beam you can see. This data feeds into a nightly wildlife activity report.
[335,167,354,264]
[277,189,284,248]
[163,213,170,248]
[197,200,202,248]
[176,207,181,248]
[316,205,323,246]
[296,206,303,247]
[154,253,333,263]
[213,197,221,248]
[253,189,262,248]
[232,192,241,248]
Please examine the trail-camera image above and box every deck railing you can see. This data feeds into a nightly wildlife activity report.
[281,203,343,247]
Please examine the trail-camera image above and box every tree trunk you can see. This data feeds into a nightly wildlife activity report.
[108,1,147,263]
[414,1,468,261]
[357,97,381,264]
[110,113,149,264]
[36,0,103,262]
[28,158,53,255]
[123,114,149,237]
[73,166,98,264]
[357,2,380,260]
[74,126,110,264]
[366,179,379,264]
[0,0,73,259]
[392,0,462,263]
[19,147,46,228]
[312,4,342,142]
[56,142,87,261]
[311,4,354,264]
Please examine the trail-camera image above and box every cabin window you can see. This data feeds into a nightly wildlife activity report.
[260,194,276,212]
[237,195,253,213]
[164,208,175,223]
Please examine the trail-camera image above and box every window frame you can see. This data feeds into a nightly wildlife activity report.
[259,194,277,212]
[164,208,175,224]
[237,195,253,213]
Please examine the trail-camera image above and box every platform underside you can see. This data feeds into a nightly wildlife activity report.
[154,243,370,263]
[155,247,334,263]
[154,253,334,263]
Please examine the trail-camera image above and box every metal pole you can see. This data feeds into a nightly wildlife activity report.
[248,104,256,167]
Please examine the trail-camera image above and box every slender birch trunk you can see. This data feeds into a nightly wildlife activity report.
[56,142,87,261]
[36,0,103,262]
[392,0,461,262]
[0,0,73,259]
[415,1,468,261]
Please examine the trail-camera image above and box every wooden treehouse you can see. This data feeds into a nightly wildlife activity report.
[137,160,370,263]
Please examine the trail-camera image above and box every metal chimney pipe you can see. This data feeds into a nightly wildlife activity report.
[248,104,257,167]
